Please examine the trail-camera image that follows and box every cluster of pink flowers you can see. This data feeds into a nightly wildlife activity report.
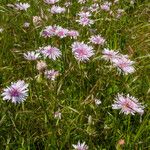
[76,11,94,26]
[41,25,79,39]
[102,48,135,75]
[72,42,94,62]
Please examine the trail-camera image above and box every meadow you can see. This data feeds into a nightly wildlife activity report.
[0,0,150,149]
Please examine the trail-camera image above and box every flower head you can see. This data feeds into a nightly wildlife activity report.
[113,56,135,75]
[89,35,106,45]
[36,61,47,72]
[72,42,94,61]
[101,2,111,11]
[50,5,66,14]
[44,69,59,80]
[44,0,59,4]
[102,48,119,61]
[41,45,61,60]
[112,94,144,115]
[24,51,40,60]
[72,141,88,150]
[15,3,30,11]
[55,26,68,38]
[2,80,29,104]
[41,25,57,38]
[67,30,79,39]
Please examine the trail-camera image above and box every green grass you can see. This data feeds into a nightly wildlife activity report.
[0,0,150,149]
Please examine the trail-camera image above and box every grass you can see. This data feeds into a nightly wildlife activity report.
[0,0,150,149]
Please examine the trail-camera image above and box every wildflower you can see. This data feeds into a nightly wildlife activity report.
[36,61,47,72]
[41,25,56,38]
[89,35,106,45]
[100,2,111,11]
[15,3,30,11]
[112,94,144,115]
[23,22,30,28]
[77,17,94,26]
[78,0,87,4]
[78,11,91,18]
[55,26,68,38]
[64,2,72,7]
[118,139,125,145]
[94,99,101,105]
[41,45,61,60]
[23,51,40,60]
[113,56,135,75]
[33,16,42,26]
[0,28,3,33]
[1,80,29,104]
[72,42,94,61]
[44,0,59,4]
[72,141,88,150]
[77,11,94,26]
[54,109,61,119]
[67,30,79,39]
[89,3,99,12]
[50,5,66,14]
[44,69,59,80]
[102,48,119,62]
[116,9,124,18]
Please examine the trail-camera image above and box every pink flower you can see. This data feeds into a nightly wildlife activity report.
[76,17,94,26]
[41,25,57,38]
[2,80,29,104]
[24,51,40,60]
[102,48,119,61]
[78,11,91,18]
[50,5,66,14]
[89,35,106,45]
[55,26,68,38]
[72,141,88,150]
[36,61,47,72]
[54,109,61,119]
[76,11,94,26]
[89,3,99,12]
[44,69,59,80]
[101,2,111,11]
[113,57,135,75]
[112,94,144,115]
[72,42,94,61]
[15,3,30,11]
[41,45,61,60]
[67,30,79,39]
[44,0,59,4]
